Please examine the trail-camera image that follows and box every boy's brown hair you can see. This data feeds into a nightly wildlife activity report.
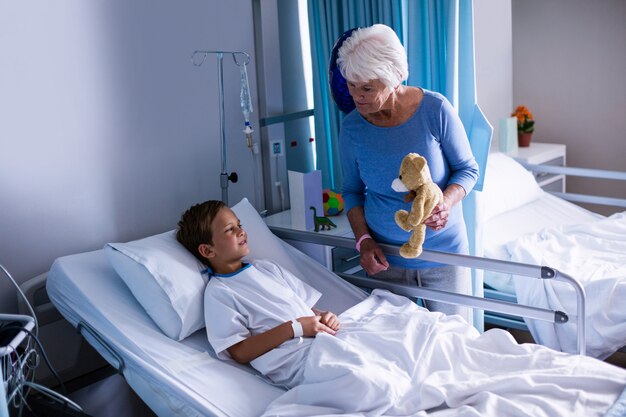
[176,200,226,266]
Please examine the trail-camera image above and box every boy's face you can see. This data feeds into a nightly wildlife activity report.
[202,207,249,264]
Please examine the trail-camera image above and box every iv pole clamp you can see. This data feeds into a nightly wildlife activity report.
[191,50,251,205]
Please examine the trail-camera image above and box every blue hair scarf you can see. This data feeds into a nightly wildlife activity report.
[328,28,359,114]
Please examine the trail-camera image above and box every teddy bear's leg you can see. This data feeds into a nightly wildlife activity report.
[394,210,412,232]
[400,224,426,258]
[399,241,417,258]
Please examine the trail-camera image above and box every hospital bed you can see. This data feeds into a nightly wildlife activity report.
[43,197,626,416]
[479,152,626,359]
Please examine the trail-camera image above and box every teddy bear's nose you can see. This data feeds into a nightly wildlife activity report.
[398,175,402,180]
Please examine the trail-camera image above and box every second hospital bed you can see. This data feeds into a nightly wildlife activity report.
[479,152,626,359]
[45,197,626,417]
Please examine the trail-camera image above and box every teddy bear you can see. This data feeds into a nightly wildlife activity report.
[391,153,443,258]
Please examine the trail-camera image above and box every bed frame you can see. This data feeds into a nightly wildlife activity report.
[40,237,626,417]
[523,164,626,209]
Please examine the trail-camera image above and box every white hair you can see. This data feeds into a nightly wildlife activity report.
[337,24,408,89]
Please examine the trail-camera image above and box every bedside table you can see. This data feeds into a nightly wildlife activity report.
[506,142,566,192]
[264,210,357,272]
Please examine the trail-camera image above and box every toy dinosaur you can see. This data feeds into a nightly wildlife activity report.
[310,206,337,232]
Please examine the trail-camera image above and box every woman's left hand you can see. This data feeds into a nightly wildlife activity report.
[425,201,450,231]
[425,184,466,231]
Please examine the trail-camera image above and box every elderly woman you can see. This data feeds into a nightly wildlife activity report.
[337,24,479,322]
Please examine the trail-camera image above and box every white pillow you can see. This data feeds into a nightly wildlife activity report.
[480,152,544,221]
[105,230,207,341]
[105,198,282,341]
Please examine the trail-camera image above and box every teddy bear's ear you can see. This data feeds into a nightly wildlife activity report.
[409,154,426,172]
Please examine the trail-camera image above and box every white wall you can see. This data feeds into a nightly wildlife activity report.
[512,0,626,213]
[0,0,262,313]
[474,0,513,147]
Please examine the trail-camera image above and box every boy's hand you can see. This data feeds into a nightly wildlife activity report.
[318,311,341,331]
[297,314,339,337]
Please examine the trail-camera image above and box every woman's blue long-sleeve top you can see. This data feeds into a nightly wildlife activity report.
[340,89,479,269]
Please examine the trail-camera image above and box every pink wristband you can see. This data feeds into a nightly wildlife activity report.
[355,234,372,252]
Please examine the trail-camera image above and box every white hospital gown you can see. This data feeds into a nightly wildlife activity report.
[204,259,321,387]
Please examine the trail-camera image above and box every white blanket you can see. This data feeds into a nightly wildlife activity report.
[508,211,626,359]
[262,290,626,417]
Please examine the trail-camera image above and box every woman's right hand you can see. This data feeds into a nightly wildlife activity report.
[297,316,337,337]
[359,238,389,275]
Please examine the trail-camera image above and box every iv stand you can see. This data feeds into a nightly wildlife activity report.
[191,50,251,205]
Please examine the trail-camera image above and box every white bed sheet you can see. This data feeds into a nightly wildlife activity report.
[508,211,626,359]
[482,192,601,293]
[262,289,626,417]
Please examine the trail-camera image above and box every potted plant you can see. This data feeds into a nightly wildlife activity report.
[511,105,535,147]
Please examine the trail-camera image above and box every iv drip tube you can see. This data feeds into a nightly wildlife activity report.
[192,50,250,206]
[238,61,264,211]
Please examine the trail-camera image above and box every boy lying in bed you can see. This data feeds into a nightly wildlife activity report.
[177,200,626,417]
[177,199,338,388]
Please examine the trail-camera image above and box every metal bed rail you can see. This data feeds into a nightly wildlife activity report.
[523,163,626,208]
[269,226,587,356]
